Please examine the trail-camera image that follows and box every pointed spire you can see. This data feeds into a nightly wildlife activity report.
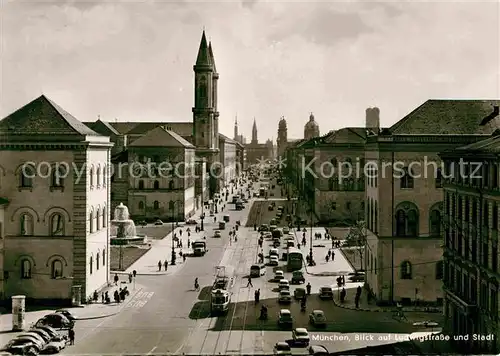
[235,114,238,125]
[253,117,257,128]
[196,30,211,66]
[208,41,217,72]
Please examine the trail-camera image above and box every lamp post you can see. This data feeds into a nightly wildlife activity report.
[308,206,314,266]
[171,201,180,265]
[200,201,205,231]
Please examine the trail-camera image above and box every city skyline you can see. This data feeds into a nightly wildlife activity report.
[1,0,498,140]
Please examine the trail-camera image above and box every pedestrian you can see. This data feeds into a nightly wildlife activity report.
[183,254,186,262]
[297,243,301,249]
[355,294,360,308]
[68,328,75,345]
[128,273,133,283]
[188,239,191,248]
[101,292,105,304]
[188,231,191,238]
[114,273,119,286]
[158,260,162,271]
[247,276,253,287]
[332,251,335,261]
[180,229,183,236]
[164,260,168,270]
[356,285,362,296]
[325,254,329,262]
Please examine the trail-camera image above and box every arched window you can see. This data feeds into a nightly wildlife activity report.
[329,177,338,191]
[103,205,107,228]
[330,158,338,167]
[96,252,100,270]
[400,167,414,189]
[20,165,35,188]
[20,213,34,236]
[435,168,442,188]
[168,180,174,190]
[96,166,101,187]
[51,165,66,187]
[154,180,160,189]
[493,203,498,230]
[89,166,94,187]
[103,165,107,186]
[153,201,159,210]
[21,259,32,279]
[169,201,175,210]
[103,249,106,265]
[97,208,102,230]
[435,261,443,280]
[400,261,412,279]
[138,180,144,189]
[51,260,63,279]
[138,201,144,210]
[89,256,93,274]
[89,210,94,233]
[374,201,378,233]
[493,164,499,188]
[395,205,419,237]
[429,209,441,237]
[50,213,64,236]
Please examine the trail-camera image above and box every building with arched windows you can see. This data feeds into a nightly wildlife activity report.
[364,99,500,307]
[0,95,113,304]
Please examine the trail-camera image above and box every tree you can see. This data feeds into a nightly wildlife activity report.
[345,220,366,272]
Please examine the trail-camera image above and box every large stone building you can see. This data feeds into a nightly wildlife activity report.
[284,110,372,224]
[218,133,238,186]
[439,126,500,354]
[125,127,197,221]
[364,99,500,305]
[0,95,112,304]
[245,119,274,166]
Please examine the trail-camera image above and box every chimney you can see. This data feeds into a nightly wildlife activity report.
[366,107,380,132]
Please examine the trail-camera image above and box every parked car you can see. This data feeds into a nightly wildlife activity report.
[277,309,293,327]
[16,333,46,345]
[269,248,279,257]
[348,271,365,282]
[292,327,310,346]
[270,225,277,231]
[36,313,73,329]
[185,219,197,225]
[28,328,52,343]
[31,326,57,338]
[1,338,40,355]
[291,271,305,284]
[138,220,147,227]
[278,290,292,304]
[42,334,67,354]
[278,280,290,291]
[273,341,292,355]
[309,310,327,327]
[282,226,290,234]
[55,309,76,321]
[308,345,329,355]
[274,270,285,281]
[263,232,272,239]
[214,230,222,238]
[154,220,163,226]
[319,286,334,299]
[268,204,274,211]
[269,256,279,266]
[294,287,306,300]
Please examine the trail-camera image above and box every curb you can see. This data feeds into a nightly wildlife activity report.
[332,297,443,314]
[338,247,357,272]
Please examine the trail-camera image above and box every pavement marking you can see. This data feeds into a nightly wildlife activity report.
[146,346,157,355]
[123,291,154,309]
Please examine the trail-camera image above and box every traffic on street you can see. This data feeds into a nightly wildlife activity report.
[57,164,441,355]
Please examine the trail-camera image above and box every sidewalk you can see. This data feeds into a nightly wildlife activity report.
[112,203,212,276]
[0,279,144,334]
[292,227,354,276]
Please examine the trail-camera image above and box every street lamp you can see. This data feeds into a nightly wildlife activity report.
[308,206,314,266]
[170,200,182,265]
[200,202,205,231]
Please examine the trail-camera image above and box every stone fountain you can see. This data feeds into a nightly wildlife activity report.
[110,203,145,245]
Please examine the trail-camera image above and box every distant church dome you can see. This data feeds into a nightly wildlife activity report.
[304,113,320,139]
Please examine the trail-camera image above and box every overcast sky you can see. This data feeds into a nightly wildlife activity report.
[1,0,499,141]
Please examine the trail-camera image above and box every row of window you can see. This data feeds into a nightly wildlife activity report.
[327,178,364,191]
[400,260,443,280]
[366,167,443,190]
[89,206,108,233]
[137,200,180,211]
[19,251,106,280]
[445,193,499,229]
[19,164,108,189]
[137,180,175,190]
[444,262,498,318]
[444,160,499,189]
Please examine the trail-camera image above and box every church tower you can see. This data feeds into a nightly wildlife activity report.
[251,118,258,145]
[193,30,218,155]
[234,116,238,141]
[277,116,288,158]
[193,31,220,197]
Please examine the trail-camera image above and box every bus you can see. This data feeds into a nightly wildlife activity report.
[287,248,303,272]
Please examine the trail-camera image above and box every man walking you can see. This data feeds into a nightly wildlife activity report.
[247,276,253,287]
[68,328,75,345]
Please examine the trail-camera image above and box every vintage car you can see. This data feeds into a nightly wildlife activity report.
[292,328,310,346]
[42,334,67,354]
[309,310,327,327]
